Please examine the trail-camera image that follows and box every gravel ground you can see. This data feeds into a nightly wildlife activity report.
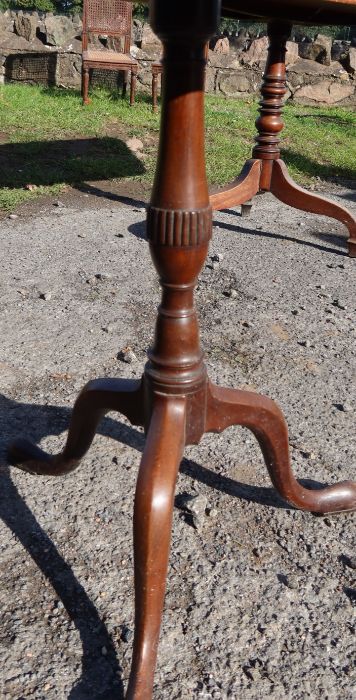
[0,184,355,700]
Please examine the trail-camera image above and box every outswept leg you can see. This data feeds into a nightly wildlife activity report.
[8,378,144,476]
[126,394,186,700]
[206,382,356,514]
[271,159,356,257]
[210,159,261,211]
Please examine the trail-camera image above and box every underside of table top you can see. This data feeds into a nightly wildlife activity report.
[222,0,356,24]
[130,0,356,25]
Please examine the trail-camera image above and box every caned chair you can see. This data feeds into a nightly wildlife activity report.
[82,0,138,106]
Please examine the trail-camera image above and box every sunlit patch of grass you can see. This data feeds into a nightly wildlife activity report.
[0,84,355,211]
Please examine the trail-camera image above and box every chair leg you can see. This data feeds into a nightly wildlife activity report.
[271,159,356,257]
[130,70,137,106]
[8,378,144,476]
[122,70,128,98]
[82,66,90,106]
[126,394,186,700]
[206,382,356,514]
[152,72,158,113]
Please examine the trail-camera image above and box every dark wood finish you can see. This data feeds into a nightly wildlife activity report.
[221,0,356,24]
[210,19,356,257]
[81,0,138,106]
[151,61,162,112]
[8,1,356,698]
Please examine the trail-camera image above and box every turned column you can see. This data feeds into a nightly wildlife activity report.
[253,21,292,190]
[126,4,220,699]
[143,0,220,443]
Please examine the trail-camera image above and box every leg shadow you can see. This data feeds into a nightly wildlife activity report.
[1,392,333,694]
[0,394,145,699]
[0,465,125,699]
[213,218,348,257]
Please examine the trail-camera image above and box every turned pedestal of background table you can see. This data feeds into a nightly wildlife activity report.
[210,12,356,257]
[9,1,356,698]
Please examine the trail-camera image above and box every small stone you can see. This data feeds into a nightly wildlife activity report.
[126,137,144,153]
[298,339,311,348]
[228,288,238,299]
[78,233,86,238]
[211,261,220,270]
[121,626,133,643]
[118,347,137,364]
[86,277,97,285]
[101,646,107,656]
[340,403,353,413]
[102,324,114,333]
[298,222,305,227]
[333,402,353,413]
[17,288,28,296]
[39,291,52,301]
[95,273,112,281]
[211,253,224,262]
[206,507,218,518]
[176,493,208,529]
[286,574,299,590]
[332,299,347,310]
[53,200,65,207]
[8,213,18,220]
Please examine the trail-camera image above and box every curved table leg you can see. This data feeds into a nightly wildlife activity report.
[271,159,356,257]
[206,383,356,514]
[210,159,261,211]
[8,378,144,476]
[126,394,186,700]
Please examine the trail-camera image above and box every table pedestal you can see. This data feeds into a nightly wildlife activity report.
[8,3,356,699]
[210,21,356,258]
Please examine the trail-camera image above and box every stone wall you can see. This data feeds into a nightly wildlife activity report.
[0,11,355,106]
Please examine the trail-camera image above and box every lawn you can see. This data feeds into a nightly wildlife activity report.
[0,83,355,210]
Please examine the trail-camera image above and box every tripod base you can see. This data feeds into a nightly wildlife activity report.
[210,158,356,257]
[8,373,356,699]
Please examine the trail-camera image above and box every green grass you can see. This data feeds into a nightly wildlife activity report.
[0,83,355,210]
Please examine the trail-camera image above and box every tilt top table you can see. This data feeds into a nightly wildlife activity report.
[8,2,356,699]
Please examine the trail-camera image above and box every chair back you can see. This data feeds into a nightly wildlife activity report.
[82,0,132,51]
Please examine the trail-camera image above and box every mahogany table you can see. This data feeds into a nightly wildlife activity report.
[210,1,356,257]
[9,1,356,698]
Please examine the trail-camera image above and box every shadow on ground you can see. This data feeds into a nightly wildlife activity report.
[0,390,342,695]
[282,149,356,187]
[127,217,348,256]
[0,137,145,191]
